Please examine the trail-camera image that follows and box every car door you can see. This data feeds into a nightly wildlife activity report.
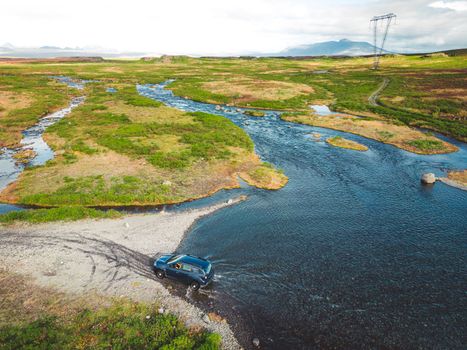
[166,262,183,280]
[179,263,195,283]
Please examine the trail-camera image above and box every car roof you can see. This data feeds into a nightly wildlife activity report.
[179,255,210,269]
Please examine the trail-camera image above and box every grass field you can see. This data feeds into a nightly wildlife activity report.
[0,269,220,350]
[0,53,465,211]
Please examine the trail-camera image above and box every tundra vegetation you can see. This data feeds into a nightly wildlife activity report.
[0,53,465,214]
[0,269,221,349]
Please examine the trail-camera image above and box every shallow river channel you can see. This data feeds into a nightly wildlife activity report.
[138,81,467,349]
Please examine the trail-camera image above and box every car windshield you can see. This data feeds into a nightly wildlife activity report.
[204,264,211,274]
[167,254,183,264]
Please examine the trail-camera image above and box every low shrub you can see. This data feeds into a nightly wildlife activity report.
[0,206,121,224]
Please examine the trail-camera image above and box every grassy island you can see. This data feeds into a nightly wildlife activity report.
[0,78,286,207]
[326,136,368,151]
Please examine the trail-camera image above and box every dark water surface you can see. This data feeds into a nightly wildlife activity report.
[139,82,467,349]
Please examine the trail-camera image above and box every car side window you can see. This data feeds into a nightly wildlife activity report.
[181,264,192,272]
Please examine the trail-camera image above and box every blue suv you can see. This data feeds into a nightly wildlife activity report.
[153,254,214,291]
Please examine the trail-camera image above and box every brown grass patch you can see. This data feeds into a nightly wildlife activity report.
[0,91,34,118]
[101,66,124,74]
[427,88,467,102]
[447,170,467,186]
[387,96,406,103]
[0,268,104,326]
[203,78,314,102]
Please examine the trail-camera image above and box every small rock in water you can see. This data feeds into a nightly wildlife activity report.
[421,173,436,184]
[252,337,260,347]
[311,132,321,139]
[227,199,233,204]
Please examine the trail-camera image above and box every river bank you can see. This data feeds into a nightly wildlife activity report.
[0,198,245,350]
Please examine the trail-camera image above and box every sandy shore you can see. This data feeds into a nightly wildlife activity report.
[0,197,245,349]
[438,177,467,191]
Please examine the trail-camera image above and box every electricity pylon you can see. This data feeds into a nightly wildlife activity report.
[370,13,396,69]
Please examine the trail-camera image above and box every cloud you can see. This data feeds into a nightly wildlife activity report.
[429,1,467,11]
[0,0,466,55]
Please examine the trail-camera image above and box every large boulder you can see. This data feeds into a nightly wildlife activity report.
[421,173,437,184]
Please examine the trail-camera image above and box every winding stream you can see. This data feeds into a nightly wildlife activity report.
[138,82,467,349]
[0,78,85,214]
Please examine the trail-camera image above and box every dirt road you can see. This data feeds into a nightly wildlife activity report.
[368,77,390,106]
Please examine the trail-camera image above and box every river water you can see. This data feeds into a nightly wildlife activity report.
[138,82,467,349]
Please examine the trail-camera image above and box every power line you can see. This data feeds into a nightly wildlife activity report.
[370,13,396,69]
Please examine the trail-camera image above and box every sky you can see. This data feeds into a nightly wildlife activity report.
[1,0,466,55]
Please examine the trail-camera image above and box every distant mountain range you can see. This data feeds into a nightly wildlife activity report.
[0,43,146,58]
[271,39,389,57]
[4,40,463,59]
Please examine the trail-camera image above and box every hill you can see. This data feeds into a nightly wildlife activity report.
[274,39,387,57]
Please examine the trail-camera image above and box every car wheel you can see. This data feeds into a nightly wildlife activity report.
[190,281,200,291]
[155,270,165,279]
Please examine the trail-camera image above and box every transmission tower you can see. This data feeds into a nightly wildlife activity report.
[370,13,396,69]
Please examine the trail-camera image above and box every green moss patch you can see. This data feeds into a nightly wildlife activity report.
[0,206,121,224]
